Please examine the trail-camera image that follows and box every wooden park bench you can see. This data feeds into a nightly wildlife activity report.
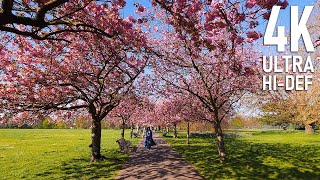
[116,138,131,153]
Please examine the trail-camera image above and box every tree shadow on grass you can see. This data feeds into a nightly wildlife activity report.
[167,136,320,180]
[35,149,129,179]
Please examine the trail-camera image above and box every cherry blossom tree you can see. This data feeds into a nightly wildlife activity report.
[154,98,182,138]
[0,4,149,161]
[107,93,144,139]
[154,95,206,143]
[146,0,287,161]
[175,96,207,144]
[107,94,158,138]
[150,26,261,160]
[131,97,157,128]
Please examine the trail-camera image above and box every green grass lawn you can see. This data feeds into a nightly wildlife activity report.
[0,129,140,180]
[164,130,320,180]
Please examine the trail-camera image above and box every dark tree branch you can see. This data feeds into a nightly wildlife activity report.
[0,0,114,40]
[37,0,69,21]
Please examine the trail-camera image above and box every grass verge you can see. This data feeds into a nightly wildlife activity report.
[164,130,320,180]
[0,129,140,180]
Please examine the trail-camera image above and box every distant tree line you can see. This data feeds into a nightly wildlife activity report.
[0,116,131,129]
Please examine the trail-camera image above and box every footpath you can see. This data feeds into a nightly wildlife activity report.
[115,133,204,180]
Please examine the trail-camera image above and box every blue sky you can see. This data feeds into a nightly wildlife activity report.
[121,1,151,18]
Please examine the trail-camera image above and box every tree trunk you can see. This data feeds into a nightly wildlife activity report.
[166,126,169,133]
[130,125,134,138]
[173,123,177,138]
[91,119,102,162]
[186,122,190,144]
[158,126,161,131]
[305,123,315,134]
[214,123,226,161]
[121,120,125,139]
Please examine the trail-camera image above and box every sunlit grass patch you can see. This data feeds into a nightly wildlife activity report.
[0,129,140,180]
[164,130,320,180]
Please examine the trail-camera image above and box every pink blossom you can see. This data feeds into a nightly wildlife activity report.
[246,31,262,40]
[113,0,126,8]
[204,36,214,45]
[211,2,221,9]
[204,23,214,31]
[214,21,226,28]
[263,12,271,20]
[249,21,258,28]
[235,14,246,24]
[128,15,136,23]
[153,26,159,32]
[235,36,244,44]
[245,0,257,8]
[138,5,145,13]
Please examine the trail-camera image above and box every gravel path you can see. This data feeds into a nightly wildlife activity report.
[115,133,204,180]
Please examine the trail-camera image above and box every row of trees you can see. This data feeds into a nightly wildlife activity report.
[259,85,320,134]
[0,0,295,162]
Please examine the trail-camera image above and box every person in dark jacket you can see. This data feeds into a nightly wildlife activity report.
[144,127,156,149]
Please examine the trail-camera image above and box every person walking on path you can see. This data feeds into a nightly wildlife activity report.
[144,127,156,149]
